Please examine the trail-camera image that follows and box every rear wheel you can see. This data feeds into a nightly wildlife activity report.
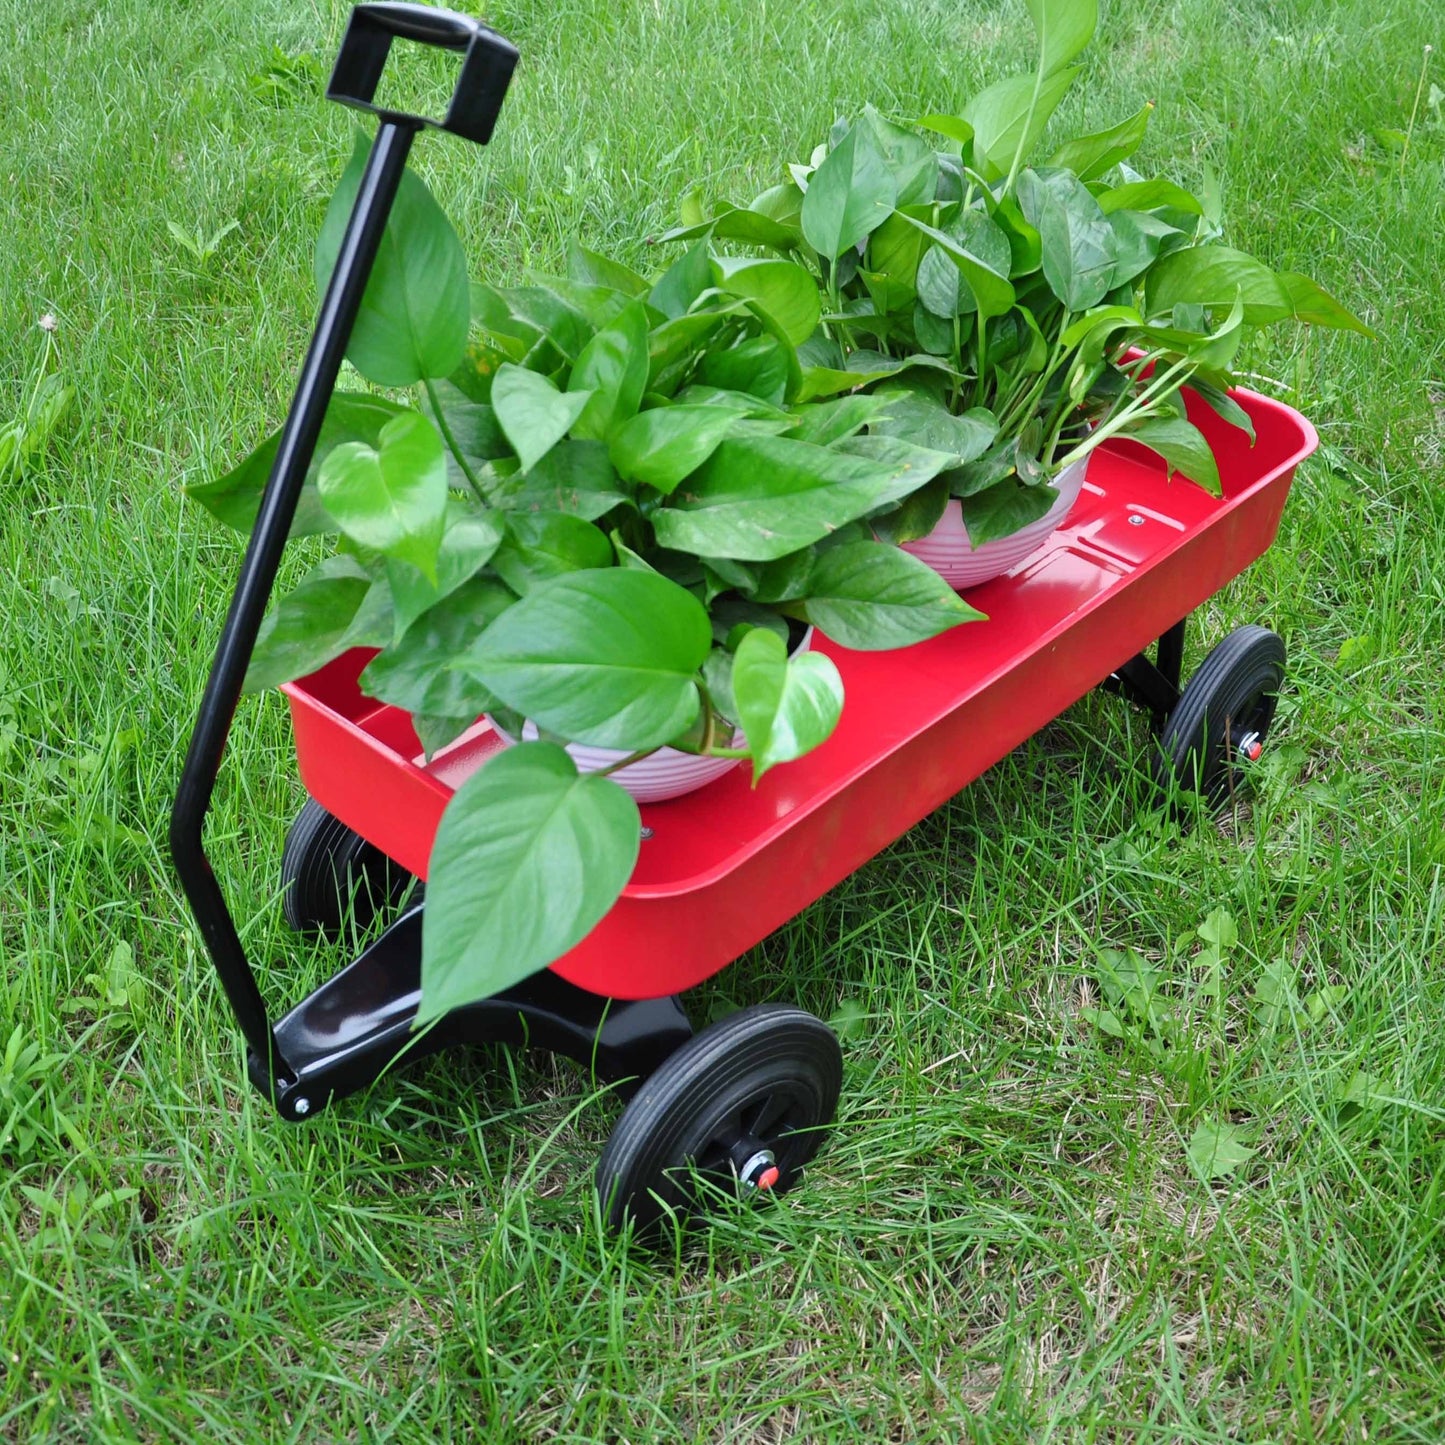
[596,1003,842,1233]
[1154,625,1285,804]
[280,798,412,935]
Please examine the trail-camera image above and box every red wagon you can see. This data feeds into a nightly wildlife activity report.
[171,3,1318,1229]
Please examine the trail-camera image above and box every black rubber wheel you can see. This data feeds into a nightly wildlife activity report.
[280,798,412,935]
[595,1003,842,1233]
[1154,625,1286,804]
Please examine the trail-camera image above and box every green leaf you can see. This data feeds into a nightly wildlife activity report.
[566,241,648,296]
[1106,209,1182,289]
[1144,245,1292,326]
[387,503,504,640]
[963,67,1079,180]
[916,114,975,148]
[786,393,893,447]
[796,540,984,649]
[801,123,898,261]
[1016,167,1118,312]
[958,476,1058,546]
[185,393,406,537]
[713,258,822,347]
[314,132,469,386]
[648,312,729,391]
[1185,1119,1255,1182]
[655,433,952,561]
[859,105,939,206]
[1025,0,1097,79]
[569,301,651,440]
[870,387,998,463]
[361,576,514,718]
[491,364,594,473]
[421,382,509,490]
[419,743,640,1024]
[897,212,1015,322]
[731,628,844,782]
[659,202,801,252]
[1096,178,1204,216]
[498,438,631,519]
[649,243,714,320]
[1277,271,1376,336]
[244,557,372,693]
[867,474,951,544]
[1198,906,1238,950]
[698,335,792,406]
[1048,102,1152,180]
[317,411,448,580]
[608,405,736,493]
[1189,377,1256,443]
[1120,416,1221,495]
[459,569,711,749]
[491,512,613,594]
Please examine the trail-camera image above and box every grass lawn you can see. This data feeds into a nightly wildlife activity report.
[3,0,1444,1438]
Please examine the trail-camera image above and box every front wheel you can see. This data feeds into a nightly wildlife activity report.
[595,1003,842,1233]
[1154,625,1285,804]
[280,798,412,935]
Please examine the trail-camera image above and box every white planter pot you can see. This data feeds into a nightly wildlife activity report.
[901,458,1088,590]
[489,627,813,804]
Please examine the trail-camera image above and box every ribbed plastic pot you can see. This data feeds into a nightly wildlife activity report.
[489,628,814,803]
[901,457,1089,590]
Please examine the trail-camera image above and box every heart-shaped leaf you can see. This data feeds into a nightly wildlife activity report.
[608,405,737,493]
[1119,416,1222,495]
[797,540,985,649]
[459,569,711,749]
[419,743,641,1025]
[655,433,953,561]
[1143,245,1292,326]
[1048,103,1153,181]
[801,123,898,261]
[713,258,822,346]
[569,301,651,440]
[186,392,406,537]
[1016,167,1118,312]
[361,576,514,719]
[963,67,1079,180]
[897,212,1015,323]
[314,132,470,386]
[497,439,631,519]
[490,512,613,594]
[731,627,844,782]
[387,503,505,641]
[491,364,594,473]
[244,556,374,693]
[317,411,448,580]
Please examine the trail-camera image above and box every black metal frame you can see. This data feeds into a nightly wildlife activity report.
[169,4,692,1123]
[1104,619,1186,728]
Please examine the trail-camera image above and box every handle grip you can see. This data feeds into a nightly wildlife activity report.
[327,2,518,146]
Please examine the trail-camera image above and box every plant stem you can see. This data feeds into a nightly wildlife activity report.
[423,376,491,507]
[1053,354,1196,470]
[597,748,660,777]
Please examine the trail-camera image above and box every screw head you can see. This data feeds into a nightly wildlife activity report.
[293,1097,311,1117]
[1128,514,1146,527]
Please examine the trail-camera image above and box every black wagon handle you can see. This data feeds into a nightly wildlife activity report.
[328,3,519,146]
[169,5,516,1096]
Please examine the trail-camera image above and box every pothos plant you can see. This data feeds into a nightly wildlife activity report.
[188,133,985,1021]
[652,0,1370,548]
